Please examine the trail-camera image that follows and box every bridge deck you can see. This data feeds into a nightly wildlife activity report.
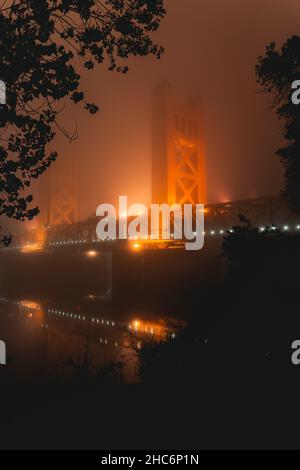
[4,195,300,252]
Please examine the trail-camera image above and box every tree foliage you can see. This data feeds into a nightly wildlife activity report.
[256,35,300,212]
[0,0,165,235]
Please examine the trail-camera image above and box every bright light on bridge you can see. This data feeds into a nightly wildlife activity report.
[132,242,142,251]
[86,250,98,258]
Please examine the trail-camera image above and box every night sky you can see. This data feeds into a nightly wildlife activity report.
[19,1,300,227]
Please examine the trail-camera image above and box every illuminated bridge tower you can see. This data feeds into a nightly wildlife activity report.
[151,83,206,205]
[43,153,80,227]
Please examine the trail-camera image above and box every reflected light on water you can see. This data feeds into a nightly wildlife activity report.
[0,297,181,383]
[20,301,42,310]
[128,318,169,338]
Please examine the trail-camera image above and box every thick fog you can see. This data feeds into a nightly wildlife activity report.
[4,0,300,232]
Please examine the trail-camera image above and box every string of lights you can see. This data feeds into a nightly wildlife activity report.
[5,223,300,252]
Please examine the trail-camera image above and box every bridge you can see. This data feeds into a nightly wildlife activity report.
[5,194,299,254]
[4,85,299,253]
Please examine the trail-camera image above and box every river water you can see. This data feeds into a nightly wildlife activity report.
[0,291,179,384]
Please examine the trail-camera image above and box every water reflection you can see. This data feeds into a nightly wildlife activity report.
[0,296,178,383]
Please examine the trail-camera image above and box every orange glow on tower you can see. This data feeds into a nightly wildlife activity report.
[152,83,206,206]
